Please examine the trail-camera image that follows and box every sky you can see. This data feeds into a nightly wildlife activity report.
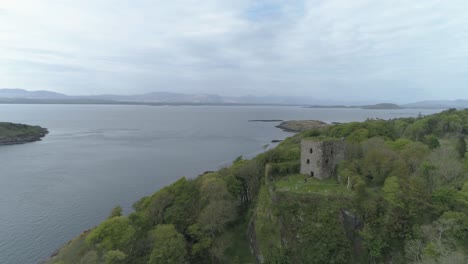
[1,0,468,103]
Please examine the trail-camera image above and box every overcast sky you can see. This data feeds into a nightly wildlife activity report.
[1,0,468,102]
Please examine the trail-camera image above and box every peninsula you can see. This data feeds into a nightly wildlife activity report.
[0,122,48,145]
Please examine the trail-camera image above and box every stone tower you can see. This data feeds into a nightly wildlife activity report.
[300,138,345,180]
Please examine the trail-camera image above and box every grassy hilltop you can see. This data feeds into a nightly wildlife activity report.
[0,122,48,145]
[48,109,468,264]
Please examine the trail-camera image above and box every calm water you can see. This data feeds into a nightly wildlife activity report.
[0,105,441,264]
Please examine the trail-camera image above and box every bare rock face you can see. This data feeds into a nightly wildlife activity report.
[276,120,329,132]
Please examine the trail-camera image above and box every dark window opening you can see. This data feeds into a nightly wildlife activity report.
[310,171,314,177]
[310,148,313,154]
[325,159,329,164]
[331,149,334,155]
[307,159,310,164]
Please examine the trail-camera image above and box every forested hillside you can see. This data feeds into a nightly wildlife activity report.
[49,109,468,264]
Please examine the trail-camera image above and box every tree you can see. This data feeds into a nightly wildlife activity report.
[427,146,465,186]
[456,136,466,158]
[347,128,369,142]
[382,176,405,208]
[198,200,237,238]
[86,216,135,251]
[109,206,123,218]
[232,159,263,203]
[400,141,430,173]
[147,189,174,226]
[104,250,127,264]
[361,145,408,185]
[404,239,423,263]
[79,250,99,264]
[198,174,231,205]
[419,161,437,192]
[456,181,468,206]
[424,135,440,149]
[162,178,200,231]
[360,225,387,263]
[187,224,212,257]
[148,224,187,264]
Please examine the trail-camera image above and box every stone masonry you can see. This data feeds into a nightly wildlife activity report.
[300,138,345,180]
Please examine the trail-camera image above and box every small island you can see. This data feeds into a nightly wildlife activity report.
[362,103,402,109]
[276,120,330,132]
[0,122,48,145]
[306,102,402,110]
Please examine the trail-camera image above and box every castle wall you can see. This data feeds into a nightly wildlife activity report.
[300,139,345,180]
[300,140,323,177]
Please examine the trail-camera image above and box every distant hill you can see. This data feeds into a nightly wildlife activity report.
[0,89,320,105]
[402,100,468,109]
[0,88,68,99]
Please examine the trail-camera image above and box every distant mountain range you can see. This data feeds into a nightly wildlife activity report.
[401,100,468,109]
[0,88,321,105]
[0,88,69,100]
[0,88,467,109]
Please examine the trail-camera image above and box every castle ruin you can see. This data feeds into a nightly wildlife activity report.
[300,138,345,180]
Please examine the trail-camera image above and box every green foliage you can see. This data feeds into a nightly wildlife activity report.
[361,140,408,185]
[274,193,352,264]
[198,200,237,238]
[456,136,467,158]
[233,155,243,164]
[346,128,369,142]
[104,250,127,264]
[162,178,199,231]
[109,206,123,218]
[86,216,135,251]
[266,161,300,179]
[255,186,281,258]
[457,181,468,206]
[360,225,388,261]
[79,250,99,264]
[324,120,397,141]
[187,224,212,256]
[424,134,440,149]
[383,176,404,208]
[386,138,412,151]
[148,224,187,264]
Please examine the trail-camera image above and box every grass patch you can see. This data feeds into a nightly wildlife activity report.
[275,174,350,196]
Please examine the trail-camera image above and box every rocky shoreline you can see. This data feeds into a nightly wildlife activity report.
[0,122,48,145]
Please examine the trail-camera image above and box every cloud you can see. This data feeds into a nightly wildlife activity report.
[0,0,467,102]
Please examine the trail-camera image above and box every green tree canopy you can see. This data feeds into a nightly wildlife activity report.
[148,224,187,264]
[86,216,135,251]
